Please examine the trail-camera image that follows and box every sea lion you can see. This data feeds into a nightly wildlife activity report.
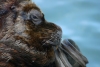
[0,0,88,67]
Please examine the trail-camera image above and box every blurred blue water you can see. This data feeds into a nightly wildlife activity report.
[32,0,100,67]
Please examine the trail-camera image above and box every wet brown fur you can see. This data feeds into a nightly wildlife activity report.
[25,20,61,49]
[13,20,61,65]
[23,3,41,12]
[0,0,26,29]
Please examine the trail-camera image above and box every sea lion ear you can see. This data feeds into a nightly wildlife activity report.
[42,13,45,21]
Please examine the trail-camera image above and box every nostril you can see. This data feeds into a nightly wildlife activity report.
[10,5,16,10]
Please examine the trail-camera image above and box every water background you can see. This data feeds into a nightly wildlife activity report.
[32,0,100,67]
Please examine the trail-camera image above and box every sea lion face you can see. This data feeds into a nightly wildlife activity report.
[7,1,62,50]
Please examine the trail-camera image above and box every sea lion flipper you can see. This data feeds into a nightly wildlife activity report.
[59,39,88,67]
[55,48,72,67]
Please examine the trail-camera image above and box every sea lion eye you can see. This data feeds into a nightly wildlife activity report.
[28,10,42,25]
[30,14,38,20]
